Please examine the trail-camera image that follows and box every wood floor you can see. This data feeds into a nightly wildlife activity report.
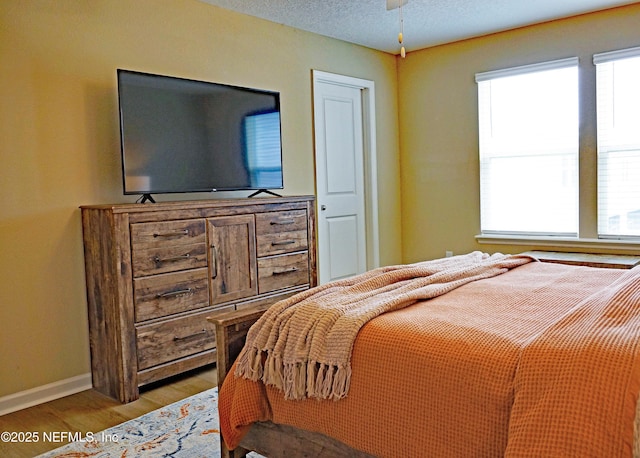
[0,365,217,457]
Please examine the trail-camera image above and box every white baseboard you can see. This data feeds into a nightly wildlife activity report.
[0,373,92,417]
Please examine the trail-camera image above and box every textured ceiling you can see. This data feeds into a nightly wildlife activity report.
[199,0,639,54]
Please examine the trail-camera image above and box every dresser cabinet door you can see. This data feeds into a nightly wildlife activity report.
[207,215,258,304]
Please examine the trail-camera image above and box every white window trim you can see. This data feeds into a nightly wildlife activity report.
[475,234,640,252]
[594,45,640,239]
[476,57,580,236]
[475,57,579,82]
[593,45,640,64]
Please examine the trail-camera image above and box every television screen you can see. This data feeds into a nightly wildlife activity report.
[117,70,283,198]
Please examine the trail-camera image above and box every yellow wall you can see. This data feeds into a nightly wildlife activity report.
[0,0,401,397]
[398,4,640,262]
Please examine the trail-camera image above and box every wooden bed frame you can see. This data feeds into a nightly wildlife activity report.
[210,252,640,458]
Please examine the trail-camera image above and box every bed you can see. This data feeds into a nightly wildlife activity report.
[212,252,640,457]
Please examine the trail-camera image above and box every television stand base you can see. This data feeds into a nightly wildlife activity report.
[248,189,282,198]
[137,194,156,204]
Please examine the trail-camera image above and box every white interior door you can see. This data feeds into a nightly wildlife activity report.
[313,71,378,284]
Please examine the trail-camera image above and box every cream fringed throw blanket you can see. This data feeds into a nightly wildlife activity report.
[235,251,533,400]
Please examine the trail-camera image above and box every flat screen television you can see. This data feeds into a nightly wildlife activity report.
[117,69,283,202]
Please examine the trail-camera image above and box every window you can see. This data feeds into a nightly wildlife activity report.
[594,47,640,239]
[476,58,579,236]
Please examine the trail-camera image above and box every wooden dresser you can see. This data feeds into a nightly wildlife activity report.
[80,196,316,402]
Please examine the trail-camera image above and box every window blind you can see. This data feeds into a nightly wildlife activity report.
[476,58,579,236]
[594,47,640,239]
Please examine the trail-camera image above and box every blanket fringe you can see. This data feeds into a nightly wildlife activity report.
[235,348,263,382]
[246,356,354,401]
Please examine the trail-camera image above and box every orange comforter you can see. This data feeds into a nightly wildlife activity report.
[219,262,640,457]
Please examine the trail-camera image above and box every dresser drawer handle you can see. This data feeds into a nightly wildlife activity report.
[156,288,193,299]
[153,229,189,237]
[270,219,295,225]
[271,240,296,246]
[173,329,207,341]
[154,253,191,264]
[272,267,299,275]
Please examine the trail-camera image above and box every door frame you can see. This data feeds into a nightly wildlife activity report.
[312,69,380,273]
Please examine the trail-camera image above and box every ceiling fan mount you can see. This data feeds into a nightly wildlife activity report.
[386,0,408,11]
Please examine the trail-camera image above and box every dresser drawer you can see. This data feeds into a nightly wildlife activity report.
[131,219,206,250]
[256,210,308,256]
[136,309,217,371]
[258,252,310,294]
[131,219,208,277]
[132,243,207,277]
[133,268,210,322]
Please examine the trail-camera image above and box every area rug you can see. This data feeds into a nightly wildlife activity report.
[37,387,263,458]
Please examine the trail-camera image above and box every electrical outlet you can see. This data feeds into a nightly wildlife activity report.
[445,250,453,258]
